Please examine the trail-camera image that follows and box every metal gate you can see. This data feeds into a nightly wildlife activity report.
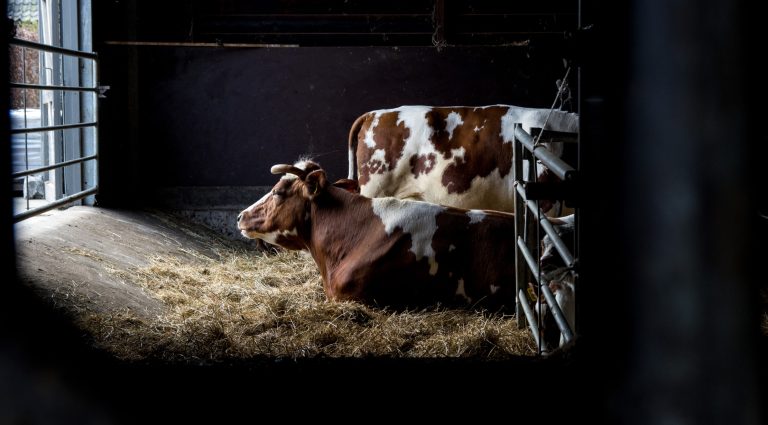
[9,37,100,222]
[513,125,578,354]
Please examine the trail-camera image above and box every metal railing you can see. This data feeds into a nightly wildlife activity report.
[10,38,100,222]
[513,124,578,354]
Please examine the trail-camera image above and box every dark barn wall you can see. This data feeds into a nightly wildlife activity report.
[100,46,567,192]
[92,0,577,215]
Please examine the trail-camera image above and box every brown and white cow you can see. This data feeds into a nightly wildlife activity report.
[237,160,518,310]
[347,105,579,213]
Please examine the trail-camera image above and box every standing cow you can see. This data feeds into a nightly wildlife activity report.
[348,105,579,212]
[237,160,518,310]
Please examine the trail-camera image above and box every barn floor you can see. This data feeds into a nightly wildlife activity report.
[14,206,225,320]
[13,206,535,363]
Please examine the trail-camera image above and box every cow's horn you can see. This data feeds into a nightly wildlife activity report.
[271,164,307,179]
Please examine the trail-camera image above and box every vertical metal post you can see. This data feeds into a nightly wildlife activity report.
[513,124,527,328]
[79,0,96,205]
[523,148,541,353]
[512,124,528,329]
[49,2,64,201]
[61,0,82,201]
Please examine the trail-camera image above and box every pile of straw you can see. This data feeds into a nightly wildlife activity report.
[77,247,535,362]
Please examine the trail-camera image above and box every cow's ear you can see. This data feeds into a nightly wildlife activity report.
[304,169,328,199]
[332,178,360,194]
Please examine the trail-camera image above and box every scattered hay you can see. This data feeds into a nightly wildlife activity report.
[77,248,534,362]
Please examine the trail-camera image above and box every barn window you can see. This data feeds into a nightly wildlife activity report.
[8,0,100,222]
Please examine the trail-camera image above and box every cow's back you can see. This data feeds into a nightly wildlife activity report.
[350,105,578,212]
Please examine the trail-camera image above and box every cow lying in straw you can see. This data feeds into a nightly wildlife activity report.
[237,160,517,310]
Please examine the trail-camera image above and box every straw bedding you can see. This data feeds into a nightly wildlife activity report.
[68,245,535,362]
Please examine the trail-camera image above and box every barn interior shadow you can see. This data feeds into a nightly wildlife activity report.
[4,207,581,423]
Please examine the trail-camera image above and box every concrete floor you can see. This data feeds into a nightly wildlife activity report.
[14,206,241,319]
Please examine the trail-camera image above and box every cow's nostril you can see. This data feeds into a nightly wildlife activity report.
[237,212,243,222]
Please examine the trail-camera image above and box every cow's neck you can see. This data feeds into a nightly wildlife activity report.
[306,188,371,283]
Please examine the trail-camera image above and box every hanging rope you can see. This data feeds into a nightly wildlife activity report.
[533,66,572,148]
[431,1,447,51]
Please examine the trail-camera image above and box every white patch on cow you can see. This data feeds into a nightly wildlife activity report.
[369,148,390,170]
[367,166,518,215]
[450,146,466,162]
[293,159,312,170]
[363,112,382,148]
[466,209,486,224]
[281,159,313,180]
[473,125,483,132]
[448,244,456,252]
[396,106,434,148]
[445,111,464,140]
[490,284,500,294]
[371,197,445,276]
[456,278,471,302]
[500,106,579,143]
[243,190,272,214]
[248,227,298,245]
[500,113,519,143]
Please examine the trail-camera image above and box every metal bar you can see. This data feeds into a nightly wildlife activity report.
[12,154,97,179]
[10,121,97,134]
[539,215,576,267]
[517,289,541,349]
[13,186,98,223]
[10,38,97,60]
[538,281,574,344]
[89,56,100,205]
[9,82,98,92]
[515,126,575,181]
[22,45,29,211]
[515,182,576,268]
[513,124,527,329]
[103,40,299,48]
[60,3,83,205]
[517,236,575,344]
[80,0,97,206]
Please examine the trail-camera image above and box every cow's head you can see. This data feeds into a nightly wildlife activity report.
[530,270,576,351]
[237,160,327,250]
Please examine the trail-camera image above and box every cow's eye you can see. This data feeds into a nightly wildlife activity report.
[272,189,286,199]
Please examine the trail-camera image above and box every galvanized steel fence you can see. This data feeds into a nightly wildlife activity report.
[513,124,578,354]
